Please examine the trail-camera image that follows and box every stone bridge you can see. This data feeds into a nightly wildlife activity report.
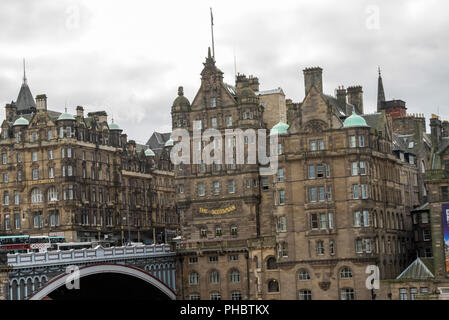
[0,244,176,300]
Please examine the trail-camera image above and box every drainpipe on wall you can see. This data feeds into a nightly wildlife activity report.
[245,249,250,300]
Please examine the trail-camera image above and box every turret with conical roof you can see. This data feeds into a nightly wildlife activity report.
[377,67,386,112]
[16,60,36,114]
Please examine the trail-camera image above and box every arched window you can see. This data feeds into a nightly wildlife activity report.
[47,186,58,202]
[266,257,277,270]
[31,188,43,203]
[230,269,240,283]
[340,267,353,279]
[210,270,220,284]
[268,279,279,292]
[189,272,199,285]
[298,269,311,280]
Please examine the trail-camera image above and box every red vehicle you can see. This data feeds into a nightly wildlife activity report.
[0,235,30,253]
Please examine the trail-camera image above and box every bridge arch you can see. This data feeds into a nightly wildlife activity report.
[28,263,176,300]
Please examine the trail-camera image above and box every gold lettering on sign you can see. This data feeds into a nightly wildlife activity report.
[199,205,236,215]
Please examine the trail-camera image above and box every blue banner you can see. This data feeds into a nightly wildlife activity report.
[442,204,449,272]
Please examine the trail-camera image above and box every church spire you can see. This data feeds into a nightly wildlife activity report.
[377,66,386,112]
[23,58,27,84]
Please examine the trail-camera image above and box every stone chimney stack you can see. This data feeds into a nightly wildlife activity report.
[442,120,449,138]
[5,102,17,122]
[35,94,47,111]
[336,86,347,112]
[248,75,260,92]
[347,86,364,114]
[430,114,442,146]
[76,106,84,118]
[303,67,323,96]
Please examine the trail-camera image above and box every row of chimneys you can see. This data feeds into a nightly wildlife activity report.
[303,67,364,114]
[430,114,449,145]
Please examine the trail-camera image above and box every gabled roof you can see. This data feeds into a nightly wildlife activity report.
[396,257,434,280]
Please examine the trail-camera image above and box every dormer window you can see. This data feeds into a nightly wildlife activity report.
[3,130,8,139]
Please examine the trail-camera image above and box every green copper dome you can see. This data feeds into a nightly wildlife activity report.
[270,118,289,136]
[109,123,122,131]
[13,116,29,126]
[164,138,174,147]
[57,112,75,121]
[145,148,155,157]
[343,110,369,128]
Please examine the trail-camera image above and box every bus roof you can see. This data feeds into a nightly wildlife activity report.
[0,235,29,239]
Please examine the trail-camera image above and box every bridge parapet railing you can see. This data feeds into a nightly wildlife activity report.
[7,244,173,268]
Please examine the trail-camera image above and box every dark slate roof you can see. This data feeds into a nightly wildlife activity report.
[135,143,147,153]
[396,257,434,280]
[392,133,410,152]
[16,82,36,111]
[146,132,171,155]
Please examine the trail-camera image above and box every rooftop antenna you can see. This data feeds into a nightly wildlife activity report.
[210,7,215,59]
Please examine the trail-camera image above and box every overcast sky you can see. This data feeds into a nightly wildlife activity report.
[0,0,448,144]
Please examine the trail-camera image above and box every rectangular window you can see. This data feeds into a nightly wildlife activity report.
[228,180,235,194]
[320,213,327,229]
[356,239,363,253]
[213,181,220,195]
[32,152,38,162]
[226,115,232,127]
[410,288,418,300]
[210,98,217,108]
[318,186,325,201]
[308,165,315,179]
[317,165,324,178]
[328,213,334,229]
[330,240,335,255]
[279,190,285,205]
[17,170,22,182]
[423,229,431,241]
[326,186,332,201]
[309,187,317,202]
[14,191,19,205]
[17,152,21,163]
[31,132,37,142]
[279,216,287,232]
[354,211,361,227]
[67,148,72,158]
[47,166,55,179]
[353,185,359,199]
[442,186,449,201]
[262,178,269,191]
[365,239,372,253]
[59,127,64,138]
[360,161,366,175]
[278,143,282,155]
[211,117,217,127]
[358,135,365,147]
[4,173,8,183]
[14,213,20,230]
[4,191,9,205]
[48,130,53,140]
[32,168,39,180]
[351,162,358,176]
[349,136,356,148]
[48,150,54,160]
[311,213,319,229]
[325,164,330,177]
[421,212,429,224]
[67,127,72,137]
[363,210,370,227]
[198,183,205,196]
[318,139,324,150]
[5,215,10,230]
[361,184,368,199]
[310,140,317,151]
[316,241,324,255]
[2,153,6,165]
[278,168,284,182]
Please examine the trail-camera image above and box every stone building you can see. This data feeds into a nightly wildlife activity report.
[0,70,176,244]
[173,50,419,300]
